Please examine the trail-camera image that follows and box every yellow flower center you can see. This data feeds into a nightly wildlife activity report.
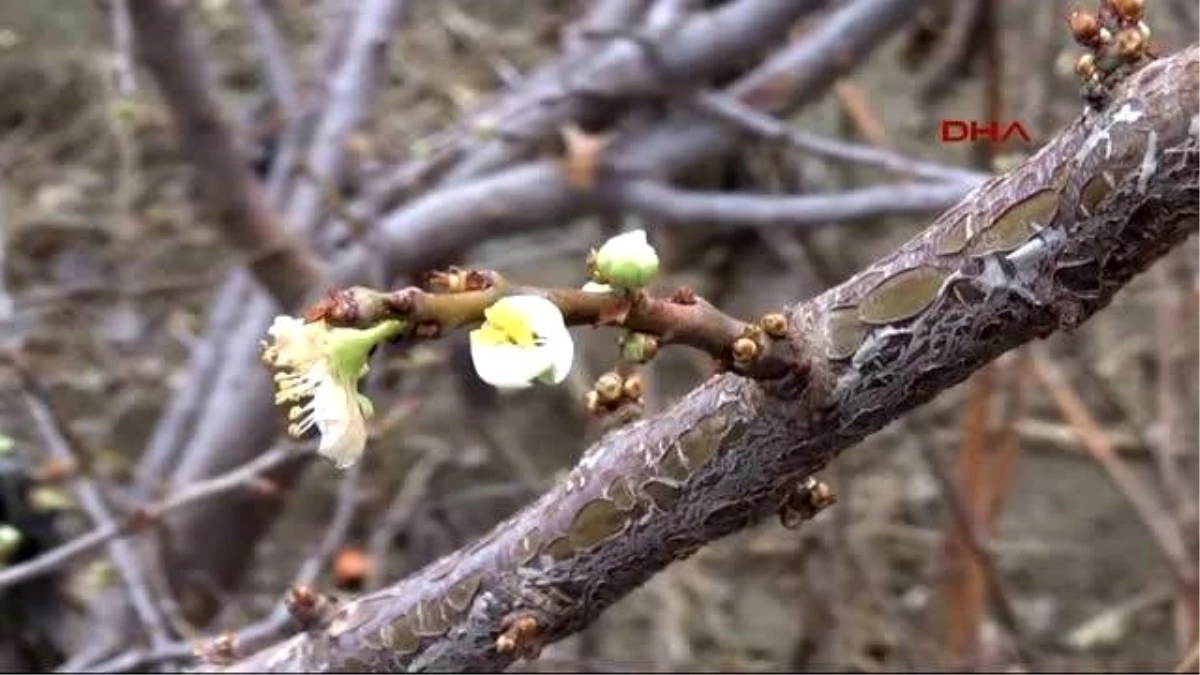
[477,302,544,348]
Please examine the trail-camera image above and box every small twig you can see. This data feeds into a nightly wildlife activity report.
[108,0,138,95]
[0,440,313,592]
[833,81,892,150]
[611,179,975,229]
[1150,255,1199,651]
[86,462,362,673]
[436,6,524,89]
[242,0,301,111]
[915,0,987,104]
[366,451,449,590]
[941,363,996,667]
[11,362,173,649]
[1031,352,1198,601]
[691,92,990,185]
[911,429,1041,670]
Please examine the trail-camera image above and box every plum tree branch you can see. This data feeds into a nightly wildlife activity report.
[218,43,1200,675]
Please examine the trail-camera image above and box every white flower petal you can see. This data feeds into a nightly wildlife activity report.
[536,320,574,386]
[600,229,649,253]
[267,315,306,338]
[469,340,544,390]
[469,295,575,389]
[264,315,325,368]
[498,296,573,383]
[310,376,368,468]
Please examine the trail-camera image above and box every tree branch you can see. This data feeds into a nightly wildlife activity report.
[377,0,922,277]
[218,43,1200,675]
[129,0,323,309]
[609,180,976,227]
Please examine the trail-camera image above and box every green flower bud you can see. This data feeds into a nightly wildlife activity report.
[619,331,659,363]
[592,229,659,290]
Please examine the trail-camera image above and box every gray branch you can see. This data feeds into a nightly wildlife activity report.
[610,180,978,228]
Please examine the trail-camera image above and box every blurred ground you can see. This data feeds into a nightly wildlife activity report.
[0,1,1196,672]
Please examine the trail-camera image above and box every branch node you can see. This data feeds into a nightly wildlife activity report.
[759,313,790,340]
[669,286,697,305]
[778,477,838,529]
[425,267,471,294]
[496,614,544,661]
[194,631,239,666]
[731,336,761,364]
[285,584,336,630]
[387,288,419,315]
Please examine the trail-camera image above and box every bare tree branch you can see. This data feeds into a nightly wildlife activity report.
[10,365,172,648]
[142,0,410,628]
[242,0,301,110]
[442,0,833,183]
[218,43,1200,675]
[377,0,921,276]
[129,0,323,310]
[689,92,990,185]
[0,442,313,592]
[610,180,975,227]
[86,461,364,673]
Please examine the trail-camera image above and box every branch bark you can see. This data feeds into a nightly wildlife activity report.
[219,44,1200,675]
[130,0,323,309]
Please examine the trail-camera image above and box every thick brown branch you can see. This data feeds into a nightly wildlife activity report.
[220,40,1200,675]
[129,0,322,309]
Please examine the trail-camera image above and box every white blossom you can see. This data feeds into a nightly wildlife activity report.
[469,295,574,390]
[261,316,401,468]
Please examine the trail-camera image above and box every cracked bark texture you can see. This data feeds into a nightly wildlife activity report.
[220,46,1200,674]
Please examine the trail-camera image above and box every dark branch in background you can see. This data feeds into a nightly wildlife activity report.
[7,364,170,649]
[84,461,363,674]
[130,0,348,500]
[129,0,323,309]
[118,0,408,635]
[217,43,1200,675]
